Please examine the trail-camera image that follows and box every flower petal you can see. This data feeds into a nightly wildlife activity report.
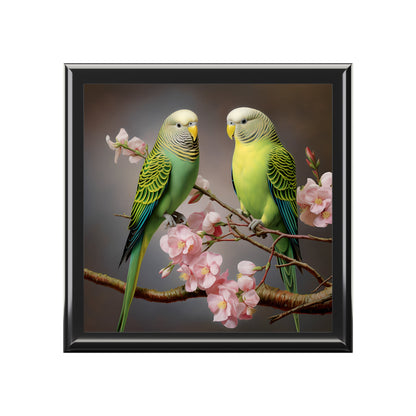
[116,128,128,143]
[320,172,332,188]
[299,208,318,226]
[105,135,117,150]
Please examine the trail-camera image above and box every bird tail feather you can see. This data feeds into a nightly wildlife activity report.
[274,235,300,332]
[116,233,149,332]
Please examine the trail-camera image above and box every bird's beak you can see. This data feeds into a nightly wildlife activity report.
[227,124,235,140]
[188,125,198,142]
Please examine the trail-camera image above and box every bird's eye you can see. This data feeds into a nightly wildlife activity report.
[189,122,195,126]
[176,123,182,128]
[241,119,247,124]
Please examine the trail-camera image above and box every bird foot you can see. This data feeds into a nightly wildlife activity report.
[163,213,177,228]
[172,211,186,224]
[248,219,267,238]
[236,208,251,219]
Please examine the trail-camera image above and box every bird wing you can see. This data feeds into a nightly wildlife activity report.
[231,166,237,195]
[267,146,301,258]
[120,150,172,264]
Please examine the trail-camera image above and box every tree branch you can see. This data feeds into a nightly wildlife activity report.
[84,268,332,315]
[227,219,329,286]
[268,293,333,324]
[193,184,332,243]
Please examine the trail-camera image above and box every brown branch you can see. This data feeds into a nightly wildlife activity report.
[257,284,332,315]
[312,275,333,293]
[268,293,333,324]
[258,228,332,243]
[84,268,205,302]
[257,237,280,288]
[194,184,332,244]
[228,221,328,286]
[193,184,250,224]
[84,268,332,314]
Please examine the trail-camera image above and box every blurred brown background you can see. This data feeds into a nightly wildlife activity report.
[84,83,332,333]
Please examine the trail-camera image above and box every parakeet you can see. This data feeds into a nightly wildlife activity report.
[117,109,199,332]
[226,107,301,332]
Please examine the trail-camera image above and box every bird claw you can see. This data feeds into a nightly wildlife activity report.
[163,213,176,228]
[248,218,262,231]
[236,208,251,219]
[172,211,186,224]
[248,219,267,238]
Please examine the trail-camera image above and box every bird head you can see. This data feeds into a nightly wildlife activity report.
[164,109,199,143]
[226,107,275,144]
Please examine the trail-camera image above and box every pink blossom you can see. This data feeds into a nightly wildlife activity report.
[299,207,318,226]
[187,211,205,233]
[238,275,256,291]
[313,202,332,228]
[188,174,210,204]
[238,305,256,321]
[122,136,147,164]
[237,260,257,277]
[105,128,129,163]
[297,172,332,228]
[202,211,222,234]
[205,270,230,294]
[190,252,223,290]
[297,178,320,207]
[159,266,172,278]
[188,202,222,238]
[242,289,260,308]
[177,264,199,292]
[207,284,244,329]
[238,289,260,321]
[206,277,238,295]
[160,224,202,264]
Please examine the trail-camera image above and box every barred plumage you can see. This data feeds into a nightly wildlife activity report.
[117,109,199,332]
[227,107,301,331]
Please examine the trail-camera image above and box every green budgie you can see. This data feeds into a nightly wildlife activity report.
[226,107,301,332]
[117,109,199,332]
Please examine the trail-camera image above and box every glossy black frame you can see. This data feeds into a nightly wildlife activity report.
[65,64,351,352]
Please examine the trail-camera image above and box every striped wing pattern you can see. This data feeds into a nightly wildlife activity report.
[267,146,301,258]
[119,151,172,264]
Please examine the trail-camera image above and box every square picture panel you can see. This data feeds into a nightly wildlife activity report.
[65,64,351,352]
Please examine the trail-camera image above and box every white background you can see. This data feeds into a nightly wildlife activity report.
[1,1,414,415]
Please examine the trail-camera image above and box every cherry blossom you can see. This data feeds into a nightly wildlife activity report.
[297,172,332,228]
[105,128,129,163]
[159,265,173,279]
[242,289,260,308]
[106,128,147,164]
[122,136,147,163]
[237,260,257,277]
[187,202,223,238]
[313,202,332,227]
[238,275,256,291]
[160,224,202,264]
[177,263,199,293]
[188,174,210,204]
[238,305,256,321]
[207,282,244,328]
[190,252,223,290]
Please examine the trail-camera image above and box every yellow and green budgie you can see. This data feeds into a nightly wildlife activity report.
[117,109,199,332]
[226,107,301,332]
